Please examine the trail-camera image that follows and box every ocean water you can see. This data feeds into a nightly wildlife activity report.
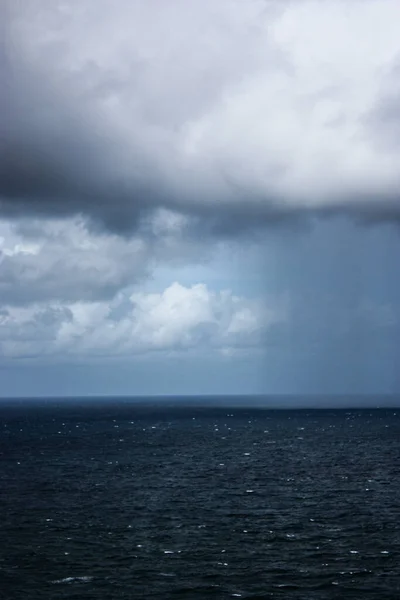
[1,399,400,599]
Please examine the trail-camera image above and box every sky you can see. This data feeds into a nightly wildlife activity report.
[1,0,400,398]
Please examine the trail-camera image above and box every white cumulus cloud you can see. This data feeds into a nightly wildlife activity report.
[0,283,285,361]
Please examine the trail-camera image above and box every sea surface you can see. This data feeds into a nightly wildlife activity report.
[1,398,400,599]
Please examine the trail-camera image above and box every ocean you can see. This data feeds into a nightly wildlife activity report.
[1,398,399,599]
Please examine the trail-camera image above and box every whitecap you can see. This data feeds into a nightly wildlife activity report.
[52,576,93,585]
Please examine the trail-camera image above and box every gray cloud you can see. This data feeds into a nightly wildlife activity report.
[1,53,151,231]
[0,212,214,306]
[2,0,400,236]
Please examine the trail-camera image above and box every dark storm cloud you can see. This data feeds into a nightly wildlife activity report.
[2,0,400,236]
[0,50,298,235]
[0,56,151,231]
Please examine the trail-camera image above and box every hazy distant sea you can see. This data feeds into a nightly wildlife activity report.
[1,397,400,599]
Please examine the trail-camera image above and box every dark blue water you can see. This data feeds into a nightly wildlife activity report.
[1,400,400,599]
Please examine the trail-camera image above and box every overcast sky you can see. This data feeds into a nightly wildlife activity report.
[1,0,400,398]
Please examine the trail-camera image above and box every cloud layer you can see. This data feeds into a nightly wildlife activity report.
[2,0,400,234]
[2,1,400,395]
[0,211,211,305]
[0,282,283,361]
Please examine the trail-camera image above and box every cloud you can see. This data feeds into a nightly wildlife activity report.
[1,276,397,366]
[0,282,284,361]
[0,211,213,305]
[2,0,400,236]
